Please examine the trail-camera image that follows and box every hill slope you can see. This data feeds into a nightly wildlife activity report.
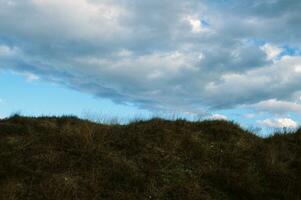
[0,116,300,200]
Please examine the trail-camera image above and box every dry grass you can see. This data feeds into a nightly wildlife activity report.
[0,115,300,199]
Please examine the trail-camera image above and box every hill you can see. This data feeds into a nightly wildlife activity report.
[0,115,300,200]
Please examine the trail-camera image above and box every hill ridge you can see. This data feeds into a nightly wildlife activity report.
[0,116,300,199]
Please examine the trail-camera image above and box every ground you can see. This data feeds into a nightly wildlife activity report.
[0,115,300,200]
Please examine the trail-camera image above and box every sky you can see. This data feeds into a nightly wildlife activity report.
[1,0,301,135]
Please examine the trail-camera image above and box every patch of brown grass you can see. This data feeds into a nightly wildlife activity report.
[0,115,300,199]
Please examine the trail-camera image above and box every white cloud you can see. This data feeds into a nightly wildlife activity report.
[294,65,301,73]
[244,113,256,119]
[184,15,209,33]
[0,45,16,56]
[14,72,40,82]
[252,99,301,114]
[24,73,40,82]
[260,43,282,60]
[117,49,133,57]
[209,114,228,120]
[258,118,298,129]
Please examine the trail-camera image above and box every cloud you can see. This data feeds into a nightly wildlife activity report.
[258,118,298,129]
[14,71,40,82]
[0,45,17,57]
[244,113,256,119]
[204,56,301,109]
[260,43,282,60]
[0,45,12,56]
[251,99,301,115]
[184,15,210,33]
[209,114,228,121]
[0,0,301,116]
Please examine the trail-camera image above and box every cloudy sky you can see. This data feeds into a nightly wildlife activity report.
[1,0,301,134]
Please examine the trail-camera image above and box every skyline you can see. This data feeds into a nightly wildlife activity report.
[1,0,301,135]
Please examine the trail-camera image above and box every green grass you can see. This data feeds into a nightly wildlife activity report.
[0,115,300,199]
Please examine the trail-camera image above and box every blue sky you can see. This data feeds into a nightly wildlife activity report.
[1,0,301,136]
[0,70,151,122]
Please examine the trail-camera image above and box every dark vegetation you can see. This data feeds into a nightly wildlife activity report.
[0,115,300,200]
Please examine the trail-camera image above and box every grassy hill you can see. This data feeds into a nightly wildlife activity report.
[0,115,300,200]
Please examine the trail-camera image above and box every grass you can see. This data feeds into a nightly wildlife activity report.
[0,115,300,199]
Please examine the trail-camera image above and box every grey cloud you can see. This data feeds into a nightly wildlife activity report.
[0,0,301,115]
[203,56,301,109]
[206,0,301,47]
